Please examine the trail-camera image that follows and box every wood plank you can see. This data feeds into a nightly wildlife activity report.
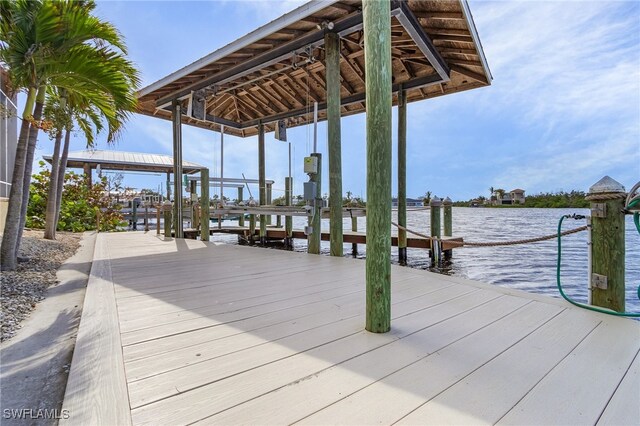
[395,309,601,425]
[597,350,640,426]
[60,235,131,426]
[497,318,640,425]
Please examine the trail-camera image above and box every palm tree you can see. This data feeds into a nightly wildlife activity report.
[489,186,494,198]
[1,0,139,266]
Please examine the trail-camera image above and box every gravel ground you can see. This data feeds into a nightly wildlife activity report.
[1,230,82,341]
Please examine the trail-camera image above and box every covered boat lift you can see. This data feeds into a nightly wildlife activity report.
[137,0,491,332]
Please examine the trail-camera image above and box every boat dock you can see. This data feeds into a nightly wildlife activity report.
[61,232,639,425]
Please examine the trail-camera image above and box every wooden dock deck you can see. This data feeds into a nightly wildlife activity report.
[61,232,639,425]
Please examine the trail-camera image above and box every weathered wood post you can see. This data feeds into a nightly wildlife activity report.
[266,183,272,226]
[326,30,344,257]
[237,186,245,227]
[364,0,392,333]
[84,164,92,188]
[285,177,293,247]
[443,196,452,260]
[258,122,267,244]
[351,215,358,256]
[200,168,210,241]
[189,179,197,227]
[397,86,407,265]
[156,205,161,235]
[430,196,442,265]
[249,214,256,245]
[308,153,322,254]
[96,209,100,233]
[132,199,137,230]
[166,171,171,201]
[172,100,184,239]
[587,176,626,312]
[144,203,149,232]
[163,200,172,238]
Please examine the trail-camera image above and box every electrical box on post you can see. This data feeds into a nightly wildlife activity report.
[304,156,318,174]
[303,181,317,201]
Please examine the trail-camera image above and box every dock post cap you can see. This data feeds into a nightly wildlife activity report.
[443,196,452,205]
[589,176,625,194]
[430,196,442,207]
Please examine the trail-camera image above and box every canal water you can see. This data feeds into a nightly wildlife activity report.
[210,208,640,313]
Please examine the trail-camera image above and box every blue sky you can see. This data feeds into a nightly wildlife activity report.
[32,0,640,201]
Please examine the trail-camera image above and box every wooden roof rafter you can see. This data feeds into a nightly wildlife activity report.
[137,0,492,137]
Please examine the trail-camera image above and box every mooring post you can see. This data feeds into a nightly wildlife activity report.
[587,176,626,312]
[258,122,267,244]
[166,171,171,201]
[443,196,452,260]
[397,86,407,266]
[131,199,138,231]
[266,183,272,226]
[351,215,358,256]
[156,205,161,235]
[308,153,322,254]
[144,203,149,232]
[189,179,197,227]
[326,30,344,257]
[249,214,256,245]
[285,177,293,247]
[163,200,172,239]
[193,202,200,231]
[430,196,442,265]
[364,0,392,333]
[237,186,245,227]
[200,168,210,242]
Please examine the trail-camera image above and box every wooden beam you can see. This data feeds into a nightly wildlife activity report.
[200,168,210,241]
[363,0,392,333]
[450,64,488,84]
[326,31,343,257]
[413,11,464,20]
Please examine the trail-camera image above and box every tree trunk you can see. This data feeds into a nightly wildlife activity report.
[0,87,36,271]
[15,87,46,259]
[44,131,63,240]
[54,128,71,229]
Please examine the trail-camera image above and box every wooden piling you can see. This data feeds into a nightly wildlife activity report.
[308,153,322,255]
[200,168,210,241]
[249,214,256,245]
[326,31,344,257]
[351,215,358,256]
[397,86,407,265]
[163,201,172,238]
[237,187,245,227]
[588,176,626,312]
[364,0,392,333]
[430,196,442,264]
[144,204,149,232]
[266,183,272,226]
[443,196,452,260]
[132,200,137,230]
[171,100,184,239]
[285,177,293,247]
[258,123,266,244]
[156,206,161,235]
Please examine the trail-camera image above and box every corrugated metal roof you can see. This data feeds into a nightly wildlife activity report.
[42,150,205,174]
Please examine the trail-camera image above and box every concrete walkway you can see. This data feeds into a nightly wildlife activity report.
[1,232,96,425]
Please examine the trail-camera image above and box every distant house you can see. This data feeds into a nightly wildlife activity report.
[510,189,526,204]
[391,197,424,207]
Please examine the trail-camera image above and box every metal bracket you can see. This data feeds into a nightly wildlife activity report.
[591,273,608,290]
[591,203,606,218]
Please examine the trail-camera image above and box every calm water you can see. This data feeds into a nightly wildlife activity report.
[210,208,640,313]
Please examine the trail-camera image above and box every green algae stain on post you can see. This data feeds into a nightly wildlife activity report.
[588,176,626,312]
[326,31,343,257]
[364,0,392,333]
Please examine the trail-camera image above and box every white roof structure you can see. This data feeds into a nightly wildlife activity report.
[42,150,205,174]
